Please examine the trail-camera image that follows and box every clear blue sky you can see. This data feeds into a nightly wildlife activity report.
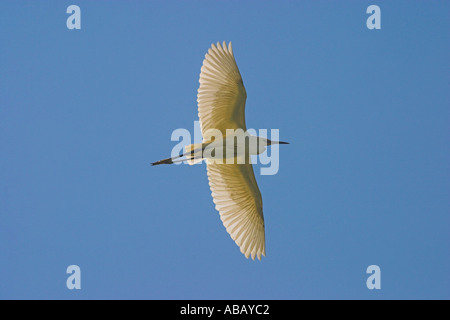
[0,1,449,299]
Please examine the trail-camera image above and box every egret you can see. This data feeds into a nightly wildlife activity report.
[152,42,288,260]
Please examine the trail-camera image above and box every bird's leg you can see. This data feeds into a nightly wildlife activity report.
[151,156,175,166]
[151,146,204,166]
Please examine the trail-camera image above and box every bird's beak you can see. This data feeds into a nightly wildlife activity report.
[267,140,290,145]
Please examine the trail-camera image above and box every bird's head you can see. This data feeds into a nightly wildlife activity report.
[255,137,289,154]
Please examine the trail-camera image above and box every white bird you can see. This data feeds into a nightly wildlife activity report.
[152,41,288,260]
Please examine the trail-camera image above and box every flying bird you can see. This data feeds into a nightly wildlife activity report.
[152,42,288,260]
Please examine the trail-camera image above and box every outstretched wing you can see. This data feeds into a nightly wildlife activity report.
[206,162,265,260]
[197,41,247,137]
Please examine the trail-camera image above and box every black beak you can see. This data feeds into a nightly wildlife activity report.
[278,141,289,144]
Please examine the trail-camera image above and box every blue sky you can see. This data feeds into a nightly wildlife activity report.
[0,1,449,299]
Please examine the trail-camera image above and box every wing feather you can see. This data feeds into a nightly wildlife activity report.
[197,41,247,137]
[198,42,265,260]
[206,162,265,260]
